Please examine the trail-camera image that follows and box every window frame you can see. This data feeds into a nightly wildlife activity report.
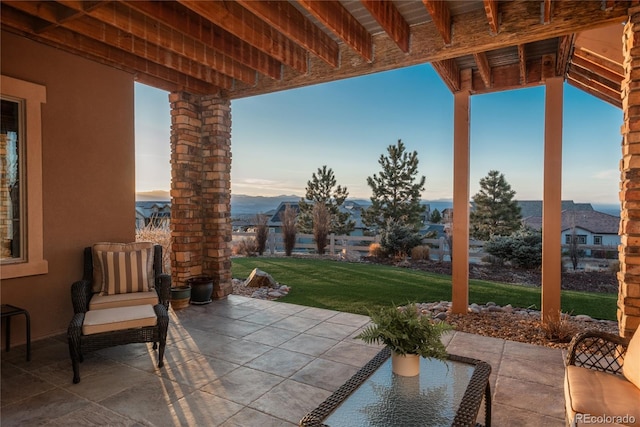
[593,235,603,245]
[1,75,47,278]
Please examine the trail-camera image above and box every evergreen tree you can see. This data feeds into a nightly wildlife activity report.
[429,208,442,224]
[298,166,355,238]
[363,139,426,232]
[470,170,522,240]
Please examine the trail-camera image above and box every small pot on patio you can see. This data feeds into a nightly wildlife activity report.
[356,303,451,377]
[187,275,214,305]
[170,285,191,310]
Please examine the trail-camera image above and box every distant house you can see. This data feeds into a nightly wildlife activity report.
[135,201,171,229]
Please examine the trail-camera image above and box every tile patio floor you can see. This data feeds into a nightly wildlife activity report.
[1,295,567,426]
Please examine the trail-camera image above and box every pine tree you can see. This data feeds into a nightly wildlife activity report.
[470,170,522,240]
[298,166,355,239]
[363,139,426,232]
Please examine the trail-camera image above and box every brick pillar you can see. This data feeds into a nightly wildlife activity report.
[169,92,232,299]
[618,7,640,338]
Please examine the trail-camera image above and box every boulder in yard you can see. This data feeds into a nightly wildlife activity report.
[244,268,278,288]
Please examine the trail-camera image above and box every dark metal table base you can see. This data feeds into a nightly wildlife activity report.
[1,304,31,361]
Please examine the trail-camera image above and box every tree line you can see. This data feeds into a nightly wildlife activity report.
[252,139,546,267]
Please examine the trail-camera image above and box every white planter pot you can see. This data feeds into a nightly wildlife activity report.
[391,352,420,376]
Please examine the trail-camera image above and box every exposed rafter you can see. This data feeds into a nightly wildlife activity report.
[483,0,499,34]
[236,0,340,67]
[297,0,373,62]
[432,59,460,92]
[123,1,282,80]
[4,1,236,88]
[0,4,218,94]
[177,0,308,74]
[361,0,410,53]
[54,0,258,85]
[542,0,552,24]
[556,34,575,76]
[474,52,492,88]
[518,44,527,84]
[422,0,452,45]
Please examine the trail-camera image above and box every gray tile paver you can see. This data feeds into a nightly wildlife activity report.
[0,295,570,426]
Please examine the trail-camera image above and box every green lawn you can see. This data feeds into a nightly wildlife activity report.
[231,257,618,321]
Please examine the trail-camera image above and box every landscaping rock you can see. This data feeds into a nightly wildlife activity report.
[244,268,278,288]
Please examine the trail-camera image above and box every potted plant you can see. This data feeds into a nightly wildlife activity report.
[356,303,451,377]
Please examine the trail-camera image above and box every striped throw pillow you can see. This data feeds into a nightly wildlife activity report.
[97,249,152,295]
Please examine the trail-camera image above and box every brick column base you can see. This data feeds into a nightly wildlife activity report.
[618,8,640,337]
[170,92,232,299]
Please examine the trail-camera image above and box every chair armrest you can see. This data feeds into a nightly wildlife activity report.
[71,280,93,314]
[155,274,171,308]
[566,330,630,375]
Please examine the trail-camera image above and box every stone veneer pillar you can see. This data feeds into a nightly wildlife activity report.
[619,7,640,338]
[169,92,232,299]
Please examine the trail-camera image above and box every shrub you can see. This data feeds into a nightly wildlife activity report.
[484,228,542,269]
[379,220,422,258]
[540,311,576,343]
[136,221,171,273]
[255,213,269,255]
[313,203,330,255]
[232,238,257,256]
[280,204,297,256]
[368,243,386,258]
[609,261,620,274]
[410,245,430,261]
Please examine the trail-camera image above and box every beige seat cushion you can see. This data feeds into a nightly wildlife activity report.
[89,291,159,310]
[92,242,155,294]
[564,365,640,426]
[623,329,640,389]
[82,305,157,335]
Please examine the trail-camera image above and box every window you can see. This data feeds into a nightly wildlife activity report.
[594,235,602,245]
[565,234,587,244]
[0,76,47,278]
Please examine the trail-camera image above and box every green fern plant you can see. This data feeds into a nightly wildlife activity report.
[356,303,451,358]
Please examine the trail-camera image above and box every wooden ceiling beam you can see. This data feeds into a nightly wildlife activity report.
[55,0,258,85]
[472,60,544,94]
[567,75,622,108]
[361,0,410,53]
[542,0,553,24]
[0,5,218,94]
[517,44,527,84]
[483,0,499,34]
[556,34,575,76]
[567,70,622,107]
[4,1,234,89]
[573,48,624,77]
[570,63,622,93]
[231,0,628,99]
[473,52,492,88]
[123,1,281,80]
[236,0,339,67]
[297,0,373,62]
[431,59,460,92]
[177,0,308,74]
[572,54,622,84]
[422,0,451,45]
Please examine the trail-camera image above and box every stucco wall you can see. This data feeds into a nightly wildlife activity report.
[1,31,136,343]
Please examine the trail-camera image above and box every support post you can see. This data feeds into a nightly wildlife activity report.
[451,89,471,314]
[541,76,563,324]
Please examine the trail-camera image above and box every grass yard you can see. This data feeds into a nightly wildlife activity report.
[231,257,618,321]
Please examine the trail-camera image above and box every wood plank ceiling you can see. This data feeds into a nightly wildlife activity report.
[0,1,633,107]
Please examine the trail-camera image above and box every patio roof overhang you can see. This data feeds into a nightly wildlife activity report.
[0,0,628,106]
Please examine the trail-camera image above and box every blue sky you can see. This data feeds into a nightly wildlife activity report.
[135,63,622,205]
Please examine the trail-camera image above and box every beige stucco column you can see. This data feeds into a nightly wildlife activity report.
[451,89,471,314]
[169,91,233,299]
[541,76,563,324]
[618,7,640,338]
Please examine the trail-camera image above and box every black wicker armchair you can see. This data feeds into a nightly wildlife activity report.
[564,330,640,426]
[67,244,170,383]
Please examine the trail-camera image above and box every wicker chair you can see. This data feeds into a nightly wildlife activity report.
[67,245,170,383]
[564,330,640,426]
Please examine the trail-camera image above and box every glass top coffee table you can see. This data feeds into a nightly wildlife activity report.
[300,348,491,427]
